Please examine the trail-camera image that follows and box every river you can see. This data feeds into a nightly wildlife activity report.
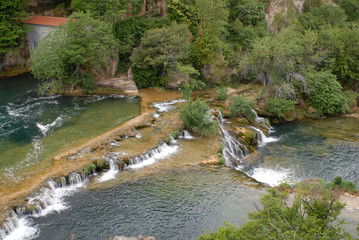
[1,74,358,239]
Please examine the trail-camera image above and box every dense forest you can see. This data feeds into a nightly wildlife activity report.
[1,0,358,118]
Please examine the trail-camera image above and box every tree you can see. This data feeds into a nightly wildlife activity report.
[189,0,229,66]
[30,12,118,93]
[130,22,191,87]
[180,98,213,135]
[71,0,125,23]
[305,71,351,114]
[299,4,347,30]
[0,0,26,54]
[240,24,319,97]
[197,183,352,240]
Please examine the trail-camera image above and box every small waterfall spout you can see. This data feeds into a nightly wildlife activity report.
[216,111,248,168]
[251,109,271,132]
[128,143,178,169]
[248,126,278,147]
[179,130,194,140]
[98,153,120,183]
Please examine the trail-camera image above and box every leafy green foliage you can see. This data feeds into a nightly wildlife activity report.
[214,88,228,101]
[230,96,256,122]
[197,183,352,240]
[71,0,125,22]
[0,0,26,54]
[264,97,296,118]
[180,98,213,135]
[189,0,229,66]
[299,4,347,30]
[305,71,350,114]
[241,25,319,88]
[113,17,171,71]
[130,22,191,87]
[228,0,265,26]
[339,0,359,21]
[171,130,180,139]
[30,12,118,93]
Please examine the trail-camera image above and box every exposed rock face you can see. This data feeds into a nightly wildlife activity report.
[97,78,138,93]
[111,236,156,240]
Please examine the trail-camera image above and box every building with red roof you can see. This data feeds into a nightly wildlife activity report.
[21,16,69,54]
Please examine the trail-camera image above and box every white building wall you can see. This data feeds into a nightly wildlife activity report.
[25,25,56,54]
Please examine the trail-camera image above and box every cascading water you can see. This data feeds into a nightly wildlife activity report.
[248,126,279,147]
[98,153,120,183]
[0,173,86,240]
[152,99,186,113]
[128,143,179,169]
[216,111,248,168]
[251,109,271,132]
[179,130,194,140]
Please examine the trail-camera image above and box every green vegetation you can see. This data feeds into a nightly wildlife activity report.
[214,88,228,101]
[305,71,351,114]
[30,12,118,93]
[130,22,192,88]
[197,182,352,240]
[83,163,97,176]
[180,98,213,136]
[322,176,358,193]
[171,130,180,139]
[217,152,225,164]
[22,0,358,118]
[229,96,256,122]
[264,97,296,118]
[0,0,25,55]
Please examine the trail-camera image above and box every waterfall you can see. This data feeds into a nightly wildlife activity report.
[179,130,194,140]
[97,153,120,183]
[152,99,186,113]
[216,111,249,169]
[251,109,271,132]
[248,126,278,147]
[133,129,142,139]
[0,173,86,240]
[128,143,179,169]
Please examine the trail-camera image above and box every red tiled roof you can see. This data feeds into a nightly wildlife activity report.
[21,16,69,27]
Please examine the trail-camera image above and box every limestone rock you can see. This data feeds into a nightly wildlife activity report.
[97,78,138,93]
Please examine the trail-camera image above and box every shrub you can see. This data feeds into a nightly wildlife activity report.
[164,136,171,144]
[230,96,256,122]
[197,183,351,239]
[264,97,296,118]
[171,130,180,139]
[83,163,96,176]
[180,98,213,136]
[334,176,342,185]
[214,88,228,101]
[305,71,350,114]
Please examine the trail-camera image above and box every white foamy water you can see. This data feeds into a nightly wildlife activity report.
[97,159,119,183]
[0,215,38,240]
[0,174,85,240]
[128,143,179,169]
[249,126,279,147]
[36,116,63,136]
[248,167,290,187]
[152,99,186,113]
[179,130,194,140]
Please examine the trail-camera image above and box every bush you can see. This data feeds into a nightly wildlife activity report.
[305,71,350,114]
[334,176,342,185]
[171,130,180,139]
[214,88,228,101]
[180,98,213,136]
[197,183,351,239]
[264,97,296,118]
[230,96,256,122]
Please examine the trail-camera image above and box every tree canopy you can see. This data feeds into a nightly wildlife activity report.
[30,12,118,93]
[198,183,353,240]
